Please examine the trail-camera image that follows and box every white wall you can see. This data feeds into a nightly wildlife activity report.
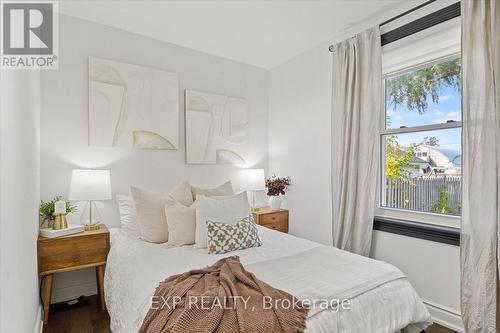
[40,15,269,302]
[371,231,462,331]
[267,0,421,246]
[268,43,333,245]
[0,71,42,332]
[268,12,462,331]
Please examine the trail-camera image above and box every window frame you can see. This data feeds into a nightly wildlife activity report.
[376,54,462,229]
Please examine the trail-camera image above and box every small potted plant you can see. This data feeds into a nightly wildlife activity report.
[39,196,77,228]
[265,174,291,210]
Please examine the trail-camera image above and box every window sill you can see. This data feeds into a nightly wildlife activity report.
[373,216,460,246]
[375,206,460,228]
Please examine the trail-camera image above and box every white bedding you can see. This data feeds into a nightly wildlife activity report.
[105,226,431,333]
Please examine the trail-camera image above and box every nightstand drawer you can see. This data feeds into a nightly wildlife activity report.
[260,220,288,233]
[38,232,108,275]
[38,226,110,323]
[253,210,289,234]
[258,211,288,225]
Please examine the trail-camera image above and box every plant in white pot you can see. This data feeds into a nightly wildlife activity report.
[265,175,291,210]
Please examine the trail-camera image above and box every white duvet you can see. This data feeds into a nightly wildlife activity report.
[105,226,431,333]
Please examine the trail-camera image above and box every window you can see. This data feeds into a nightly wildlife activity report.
[380,57,462,217]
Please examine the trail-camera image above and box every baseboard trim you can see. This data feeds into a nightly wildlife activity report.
[51,283,97,304]
[34,304,43,333]
[423,299,464,332]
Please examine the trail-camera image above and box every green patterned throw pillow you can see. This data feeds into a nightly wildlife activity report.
[206,215,262,254]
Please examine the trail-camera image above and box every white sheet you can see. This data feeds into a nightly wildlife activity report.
[105,226,431,333]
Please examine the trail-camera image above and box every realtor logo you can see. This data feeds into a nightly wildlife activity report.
[1,1,58,69]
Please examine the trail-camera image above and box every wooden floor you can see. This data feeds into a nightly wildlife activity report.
[43,295,456,333]
[426,324,458,333]
[43,295,110,333]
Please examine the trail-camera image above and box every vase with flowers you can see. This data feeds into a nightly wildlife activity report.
[265,174,291,210]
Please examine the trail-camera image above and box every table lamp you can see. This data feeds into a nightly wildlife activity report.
[69,169,111,231]
[241,169,265,212]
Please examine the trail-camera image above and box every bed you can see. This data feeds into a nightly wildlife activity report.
[104,225,431,333]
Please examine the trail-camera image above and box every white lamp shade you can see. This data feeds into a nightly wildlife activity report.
[69,169,111,201]
[241,169,265,191]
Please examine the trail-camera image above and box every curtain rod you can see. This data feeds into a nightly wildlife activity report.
[328,0,436,52]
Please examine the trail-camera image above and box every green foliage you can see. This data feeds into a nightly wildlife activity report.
[386,58,461,114]
[431,185,455,214]
[39,196,77,223]
[385,135,417,181]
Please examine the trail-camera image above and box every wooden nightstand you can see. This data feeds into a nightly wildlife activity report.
[253,209,289,233]
[38,225,110,324]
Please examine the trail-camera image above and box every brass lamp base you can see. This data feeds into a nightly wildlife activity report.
[84,223,100,231]
[52,213,68,230]
[84,200,100,231]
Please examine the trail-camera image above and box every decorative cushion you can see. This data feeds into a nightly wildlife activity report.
[169,180,194,206]
[165,201,196,246]
[130,186,170,243]
[207,215,262,254]
[194,192,251,248]
[191,181,234,201]
[116,194,140,238]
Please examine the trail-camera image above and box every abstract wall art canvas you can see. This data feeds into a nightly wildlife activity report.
[89,57,179,149]
[185,90,248,165]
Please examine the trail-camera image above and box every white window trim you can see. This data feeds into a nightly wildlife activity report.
[377,20,462,229]
[381,120,462,136]
[382,16,460,74]
[375,207,461,228]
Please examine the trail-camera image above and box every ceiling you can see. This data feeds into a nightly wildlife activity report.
[59,0,409,69]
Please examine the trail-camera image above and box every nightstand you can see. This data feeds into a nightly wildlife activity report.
[38,225,110,324]
[253,209,289,233]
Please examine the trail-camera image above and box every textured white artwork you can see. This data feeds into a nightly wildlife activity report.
[89,57,179,149]
[185,90,248,164]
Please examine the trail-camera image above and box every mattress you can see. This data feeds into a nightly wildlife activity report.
[104,226,431,333]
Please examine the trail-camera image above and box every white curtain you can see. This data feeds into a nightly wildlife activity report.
[331,27,382,256]
[460,0,500,332]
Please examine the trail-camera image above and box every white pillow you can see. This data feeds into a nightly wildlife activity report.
[191,181,234,201]
[130,186,170,243]
[169,180,194,206]
[116,194,140,238]
[165,201,196,246]
[194,192,251,248]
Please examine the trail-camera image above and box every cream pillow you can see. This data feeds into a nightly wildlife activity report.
[169,180,193,206]
[191,181,234,201]
[116,194,140,238]
[130,186,169,243]
[194,192,251,248]
[165,201,196,246]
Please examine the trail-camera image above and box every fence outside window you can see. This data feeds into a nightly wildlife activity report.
[384,175,461,216]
